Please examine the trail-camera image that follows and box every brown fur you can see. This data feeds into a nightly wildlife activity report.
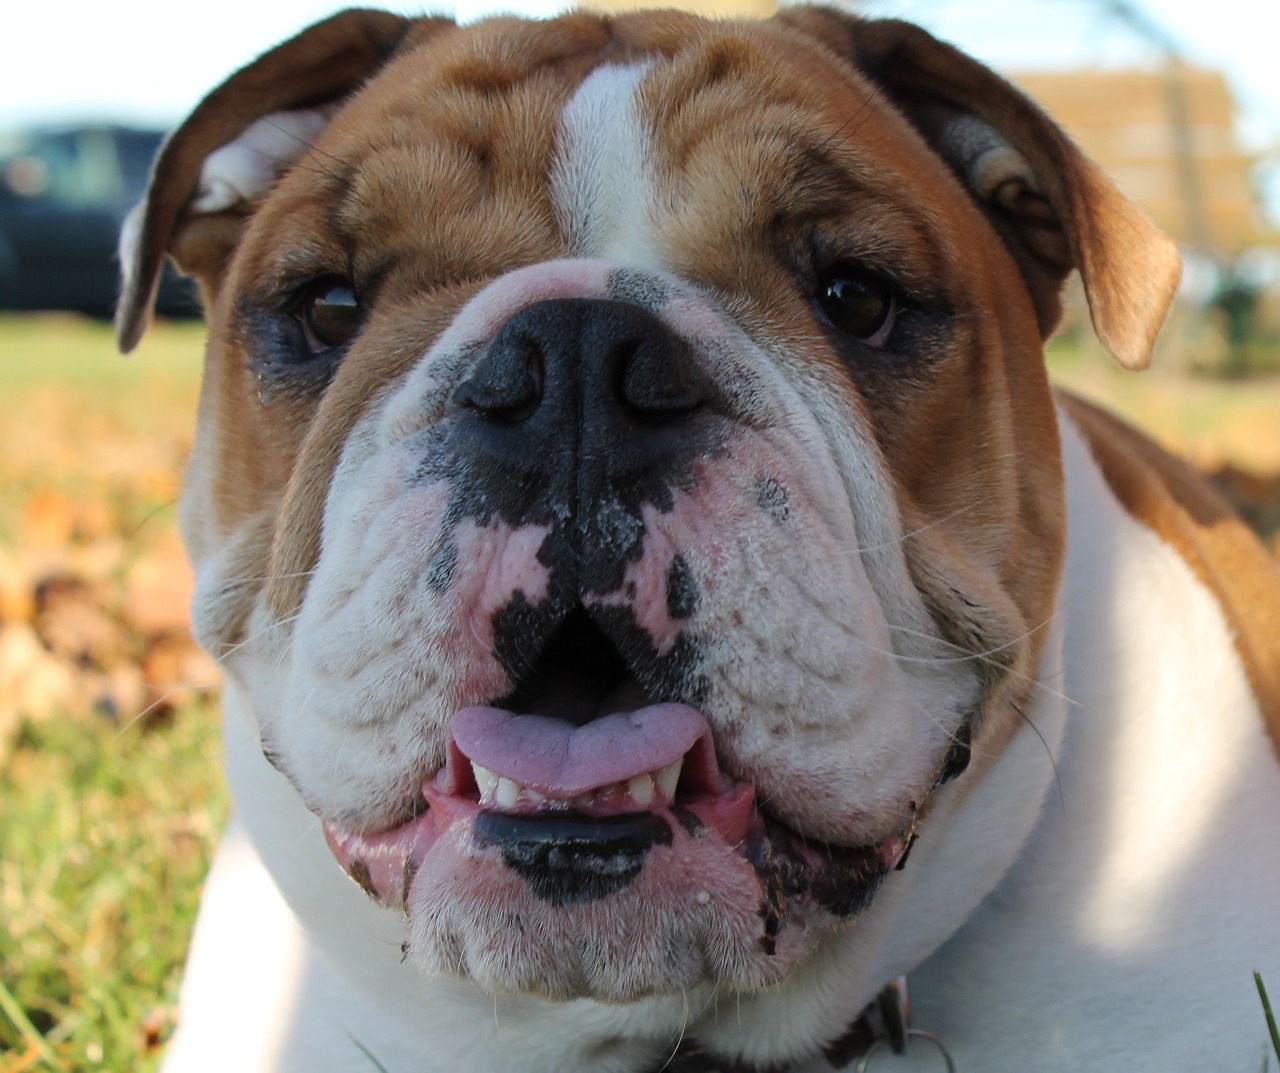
[776,10,1182,370]
[117,9,429,350]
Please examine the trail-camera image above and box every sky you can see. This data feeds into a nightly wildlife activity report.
[2,0,1278,207]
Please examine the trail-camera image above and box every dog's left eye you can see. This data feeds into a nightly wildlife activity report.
[815,264,897,345]
[298,277,361,354]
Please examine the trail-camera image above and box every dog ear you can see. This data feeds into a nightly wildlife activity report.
[116,9,452,352]
[777,9,1181,371]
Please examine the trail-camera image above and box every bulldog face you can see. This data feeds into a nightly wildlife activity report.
[119,9,1176,1007]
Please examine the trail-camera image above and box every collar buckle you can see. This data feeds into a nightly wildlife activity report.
[851,977,956,1072]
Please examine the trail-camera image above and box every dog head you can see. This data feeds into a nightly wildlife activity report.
[120,2,1177,1035]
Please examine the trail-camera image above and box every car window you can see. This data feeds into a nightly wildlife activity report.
[113,130,165,194]
[0,129,125,209]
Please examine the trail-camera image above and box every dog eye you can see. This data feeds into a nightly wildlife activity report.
[299,277,361,353]
[815,264,897,345]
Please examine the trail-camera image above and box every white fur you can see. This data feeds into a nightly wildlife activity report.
[892,410,1280,1071]
[167,686,686,1073]
[551,63,664,268]
[551,64,934,660]
[255,255,970,858]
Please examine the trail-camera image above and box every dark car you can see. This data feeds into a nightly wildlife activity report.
[0,124,198,318]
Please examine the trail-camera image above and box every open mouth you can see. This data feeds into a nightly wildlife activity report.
[497,606,651,725]
[321,608,913,924]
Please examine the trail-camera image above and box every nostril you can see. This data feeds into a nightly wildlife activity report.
[453,333,545,424]
[616,336,707,425]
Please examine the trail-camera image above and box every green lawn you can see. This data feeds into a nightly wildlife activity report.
[1,314,225,1072]
[1047,330,1280,476]
[1,708,227,1072]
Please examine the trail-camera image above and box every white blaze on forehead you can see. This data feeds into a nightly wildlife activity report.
[551,63,661,266]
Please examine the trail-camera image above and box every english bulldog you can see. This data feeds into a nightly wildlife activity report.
[117,8,1280,1072]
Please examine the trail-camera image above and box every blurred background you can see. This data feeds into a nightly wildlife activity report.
[1,1,1278,1070]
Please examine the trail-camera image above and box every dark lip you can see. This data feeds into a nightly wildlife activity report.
[490,595,710,730]
[748,803,916,929]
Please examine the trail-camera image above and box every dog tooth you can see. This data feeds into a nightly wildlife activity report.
[525,787,547,804]
[471,762,498,802]
[628,774,655,806]
[496,777,520,808]
[655,758,682,801]
[575,793,595,808]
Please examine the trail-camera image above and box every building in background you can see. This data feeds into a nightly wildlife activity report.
[1015,65,1276,370]
[1015,66,1266,257]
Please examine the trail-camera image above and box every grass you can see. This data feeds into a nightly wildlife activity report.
[1046,329,1280,473]
[0,311,1276,1072]
[0,709,227,1072]
[0,313,224,1072]
[1260,972,1280,1069]
[0,314,205,545]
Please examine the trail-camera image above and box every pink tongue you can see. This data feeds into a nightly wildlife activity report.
[451,704,707,797]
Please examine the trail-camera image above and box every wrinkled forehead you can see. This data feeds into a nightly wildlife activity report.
[293,15,933,255]
[227,12,971,328]
[343,13,875,135]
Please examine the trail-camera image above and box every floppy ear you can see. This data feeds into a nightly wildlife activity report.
[116,9,453,352]
[777,8,1181,370]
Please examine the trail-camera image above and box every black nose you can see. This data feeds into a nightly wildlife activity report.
[455,296,706,427]
[448,298,713,541]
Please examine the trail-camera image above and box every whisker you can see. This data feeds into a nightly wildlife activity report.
[855,503,978,553]
[123,496,182,542]
[114,609,303,737]
[885,615,1076,702]
[1013,699,1067,818]
[813,82,888,157]
[256,116,373,209]
[656,988,694,1073]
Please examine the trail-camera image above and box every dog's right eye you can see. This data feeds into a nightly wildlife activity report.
[298,277,361,354]
[814,263,897,346]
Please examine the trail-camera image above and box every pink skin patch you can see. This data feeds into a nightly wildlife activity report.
[447,518,552,660]
[585,524,687,656]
